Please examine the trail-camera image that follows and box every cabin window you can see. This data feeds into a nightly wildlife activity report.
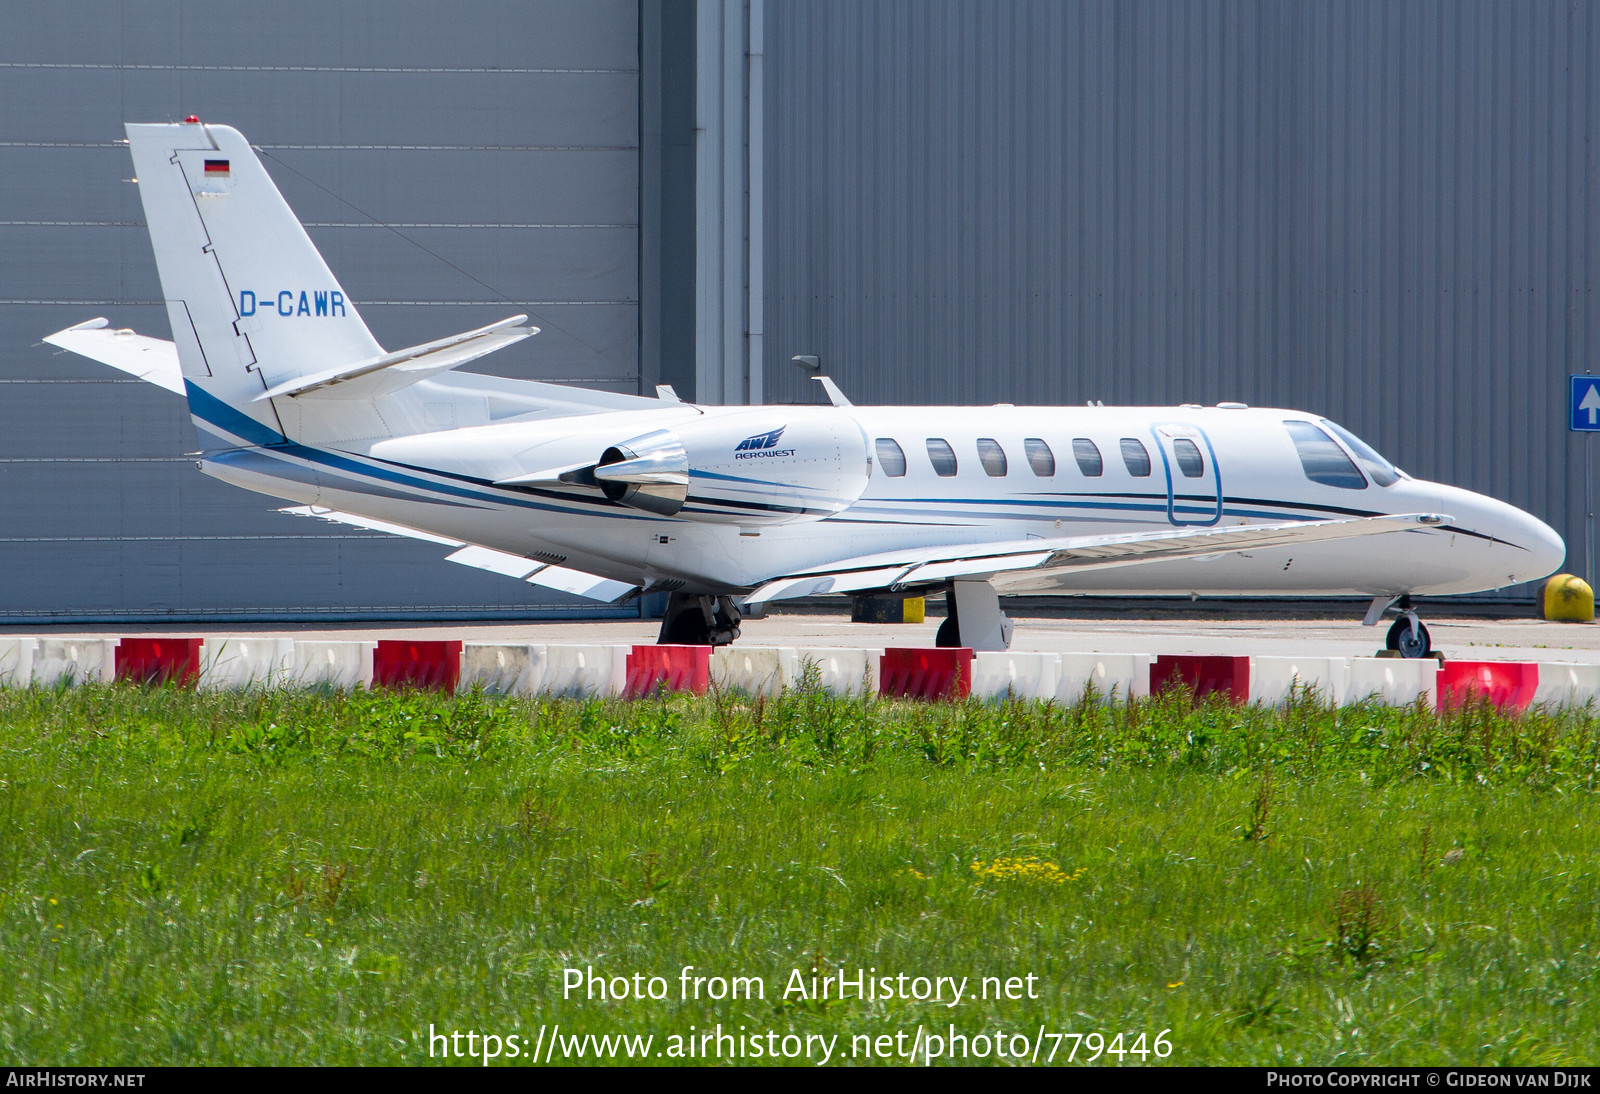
[1024,438,1055,476]
[1172,438,1206,478]
[1321,419,1399,486]
[1120,437,1152,477]
[875,438,907,477]
[1284,420,1366,489]
[1072,438,1103,476]
[926,438,959,477]
[976,438,1008,476]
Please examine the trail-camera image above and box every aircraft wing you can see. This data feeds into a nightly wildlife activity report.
[42,319,185,394]
[279,505,638,603]
[746,512,1450,602]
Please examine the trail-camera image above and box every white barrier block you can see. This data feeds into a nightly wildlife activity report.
[290,640,376,690]
[1249,655,1351,707]
[0,638,38,687]
[32,639,115,686]
[710,646,799,696]
[971,651,1062,701]
[540,644,628,697]
[199,637,296,690]
[1531,662,1600,709]
[1346,657,1437,707]
[462,643,546,695]
[1057,653,1153,703]
[793,647,880,695]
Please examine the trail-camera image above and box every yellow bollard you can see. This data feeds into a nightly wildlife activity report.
[851,595,925,624]
[1543,574,1595,622]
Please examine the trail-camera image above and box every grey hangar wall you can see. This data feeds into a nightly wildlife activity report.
[1,1,646,620]
[2,1,1590,621]
[761,0,1600,598]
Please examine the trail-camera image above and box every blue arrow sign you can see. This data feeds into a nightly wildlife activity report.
[1573,376,1600,432]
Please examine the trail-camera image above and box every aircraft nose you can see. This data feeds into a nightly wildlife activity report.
[1430,484,1567,587]
[1513,507,1568,584]
[1446,489,1568,588]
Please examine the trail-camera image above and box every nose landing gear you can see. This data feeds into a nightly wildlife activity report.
[933,579,1014,651]
[1365,594,1432,658]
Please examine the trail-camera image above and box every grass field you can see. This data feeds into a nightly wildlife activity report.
[2,680,1597,1066]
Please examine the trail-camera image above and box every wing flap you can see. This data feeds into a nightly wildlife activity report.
[744,564,919,603]
[747,513,1450,602]
[280,505,636,603]
[43,319,185,394]
[906,551,1054,586]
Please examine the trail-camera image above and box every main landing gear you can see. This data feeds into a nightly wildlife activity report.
[934,579,1015,652]
[1365,593,1432,658]
[657,592,743,646]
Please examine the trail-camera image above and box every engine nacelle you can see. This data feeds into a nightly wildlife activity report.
[593,409,871,524]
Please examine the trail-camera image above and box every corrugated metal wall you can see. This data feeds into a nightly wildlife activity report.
[766,0,1600,592]
[0,1,643,620]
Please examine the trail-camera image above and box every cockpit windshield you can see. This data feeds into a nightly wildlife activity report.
[1320,420,1401,487]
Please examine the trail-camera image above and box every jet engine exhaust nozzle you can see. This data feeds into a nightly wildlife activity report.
[595,431,688,516]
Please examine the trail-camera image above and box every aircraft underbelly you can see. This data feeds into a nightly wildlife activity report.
[1007,537,1481,596]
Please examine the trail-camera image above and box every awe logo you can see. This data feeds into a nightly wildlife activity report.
[733,426,794,460]
[735,427,786,452]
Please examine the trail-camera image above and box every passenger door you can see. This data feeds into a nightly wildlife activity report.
[1150,423,1222,526]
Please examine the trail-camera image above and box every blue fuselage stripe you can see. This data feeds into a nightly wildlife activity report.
[184,392,1375,533]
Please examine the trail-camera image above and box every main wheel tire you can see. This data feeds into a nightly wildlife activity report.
[661,610,711,645]
[1385,617,1432,658]
[935,614,960,647]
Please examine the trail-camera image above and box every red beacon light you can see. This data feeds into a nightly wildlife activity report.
[183,115,201,124]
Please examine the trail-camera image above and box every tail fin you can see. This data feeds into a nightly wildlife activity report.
[126,121,384,447]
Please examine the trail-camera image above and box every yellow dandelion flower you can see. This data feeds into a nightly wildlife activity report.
[968,855,1077,885]
[1167,981,1184,989]
[48,898,58,906]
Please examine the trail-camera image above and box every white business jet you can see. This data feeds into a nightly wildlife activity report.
[44,121,1565,656]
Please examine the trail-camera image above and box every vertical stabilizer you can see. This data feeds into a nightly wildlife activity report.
[125,120,384,448]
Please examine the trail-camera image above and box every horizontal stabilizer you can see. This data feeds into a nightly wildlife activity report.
[43,319,185,394]
[254,315,536,402]
[280,505,635,603]
[747,513,1452,602]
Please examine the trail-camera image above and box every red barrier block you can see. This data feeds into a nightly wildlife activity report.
[114,637,202,686]
[1150,655,1251,703]
[373,640,462,691]
[625,644,710,697]
[879,647,974,700]
[1437,660,1539,713]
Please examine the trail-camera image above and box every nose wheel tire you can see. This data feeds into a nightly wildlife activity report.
[1385,616,1432,658]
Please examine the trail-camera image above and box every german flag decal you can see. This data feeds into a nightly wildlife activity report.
[203,159,230,176]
